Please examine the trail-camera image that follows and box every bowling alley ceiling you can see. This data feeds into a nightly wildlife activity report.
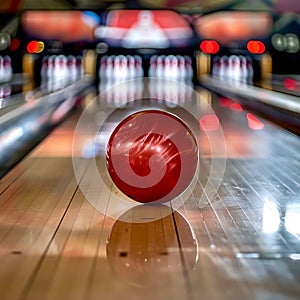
[1,0,300,13]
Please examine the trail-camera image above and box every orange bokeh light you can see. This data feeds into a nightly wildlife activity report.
[247,40,265,54]
[27,40,39,53]
[200,40,219,54]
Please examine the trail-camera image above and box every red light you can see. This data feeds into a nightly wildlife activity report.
[200,40,219,54]
[230,103,243,112]
[9,38,20,51]
[27,41,39,53]
[247,40,265,54]
[219,97,232,108]
[200,115,220,131]
[247,113,265,130]
[283,78,295,90]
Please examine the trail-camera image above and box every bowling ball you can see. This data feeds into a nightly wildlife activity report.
[106,109,198,203]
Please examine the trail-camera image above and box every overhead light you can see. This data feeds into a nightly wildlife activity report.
[271,33,299,53]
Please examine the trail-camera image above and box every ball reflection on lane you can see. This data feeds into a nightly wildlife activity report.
[106,205,198,287]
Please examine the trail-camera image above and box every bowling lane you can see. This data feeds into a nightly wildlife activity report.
[0,110,189,300]
[0,83,300,300]
[269,74,300,97]
[0,54,85,113]
[200,73,300,136]
[179,92,300,299]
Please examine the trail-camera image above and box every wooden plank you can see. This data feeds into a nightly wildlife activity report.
[24,164,189,299]
[0,157,79,300]
[0,111,83,300]
[1,95,300,300]
[176,157,300,300]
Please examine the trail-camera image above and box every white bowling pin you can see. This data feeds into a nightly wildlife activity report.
[164,55,172,78]
[149,55,157,77]
[239,56,248,84]
[3,56,13,82]
[177,55,186,81]
[76,56,83,78]
[68,55,77,83]
[212,56,220,77]
[134,55,143,78]
[62,55,68,86]
[219,56,228,79]
[228,55,241,82]
[0,56,4,83]
[156,55,164,78]
[99,55,107,80]
[119,55,128,80]
[184,56,193,81]
[113,56,122,82]
[127,55,135,79]
[54,55,67,89]
[246,56,254,84]
[105,55,114,80]
[46,55,55,92]
[170,55,179,80]
[40,56,48,87]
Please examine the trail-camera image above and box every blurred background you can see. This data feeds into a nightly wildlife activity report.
[1,0,300,206]
[1,2,300,300]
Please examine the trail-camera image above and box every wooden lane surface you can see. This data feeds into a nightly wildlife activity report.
[1,102,300,299]
[0,112,190,300]
[178,156,300,299]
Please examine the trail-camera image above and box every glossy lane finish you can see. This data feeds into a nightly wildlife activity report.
[0,90,300,300]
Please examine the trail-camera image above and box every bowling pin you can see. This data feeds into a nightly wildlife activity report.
[0,56,4,83]
[239,56,248,84]
[156,55,164,78]
[113,56,121,82]
[177,55,186,81]
[184,56,193,81]
[52,56,60,90]
[212,56,220,77]
[105,55,114,81]
[99,56,107,92]
[99,55,107,80]
[127,55,135,79]
[246,56,254,84]
[228,55,241,83]
[134,55,143,78]
[3,56,13,82]
[113,55,125,82]
[169,55,179,80]
[68,55,77,83]
[47,55,55,92]
[53,55,67,89]
[164,55,172,78]
[120,55,128,80]
[219,56,227,79]
[40,56,48,87]
[76,56,83,78]
[62,55,68,86]
[149,55,157,77]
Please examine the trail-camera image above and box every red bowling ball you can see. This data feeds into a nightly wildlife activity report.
[106,110,198,203]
